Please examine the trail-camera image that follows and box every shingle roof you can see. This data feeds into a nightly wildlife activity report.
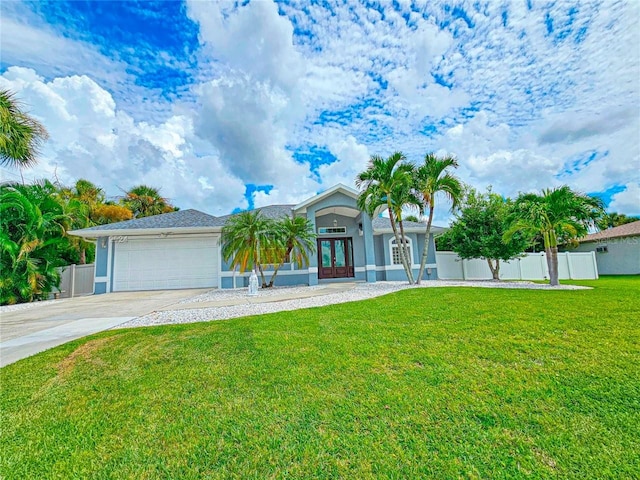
[216,205,295,223]
[580,220,640,242]
[372,217,428,231]
[75,209,224,232]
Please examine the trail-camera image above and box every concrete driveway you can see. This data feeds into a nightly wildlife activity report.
[0,289,208,367]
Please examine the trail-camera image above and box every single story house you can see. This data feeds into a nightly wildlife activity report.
[70,184,444,293]
[566,220,640,275]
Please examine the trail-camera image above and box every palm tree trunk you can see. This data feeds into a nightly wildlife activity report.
[397,218,413,281]
[416,205,435,284]
[388,207,414,284]
[549,247,559,286]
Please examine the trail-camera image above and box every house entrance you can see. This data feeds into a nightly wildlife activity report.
[318,238,355,279]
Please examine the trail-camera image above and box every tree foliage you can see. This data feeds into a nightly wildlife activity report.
[441,188,528,280]
[221,211,316,288]
[121,185,176,218]
[505,186,604,286]
[356,152,416,283]
[0,89,49,168]
[0,183,67,304]
[413,153,463,284]
[597,212,639,230]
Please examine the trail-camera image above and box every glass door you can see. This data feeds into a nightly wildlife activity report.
[317,238,355,279]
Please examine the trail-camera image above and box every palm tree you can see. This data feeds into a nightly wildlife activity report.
[56,179,105,264]
[0,89,49,169]
[597,212,640,230]
[221,210,280,288]
[0,183,67,304]
[504,186,604,286]
[266,215,317,287]
[122,185,175,218]
[356,152,415,283]
[414,153,463,284]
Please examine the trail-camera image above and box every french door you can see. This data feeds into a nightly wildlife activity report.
[318,238,354,279]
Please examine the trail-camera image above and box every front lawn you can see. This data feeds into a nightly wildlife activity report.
[1,277,638,479]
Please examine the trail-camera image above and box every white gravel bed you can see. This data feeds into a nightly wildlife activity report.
[175,284,330,304]
[119,280,590,329]
[0,298,67,314]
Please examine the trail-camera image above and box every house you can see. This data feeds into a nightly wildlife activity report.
[567,220,640,275]
[69,184,444,293]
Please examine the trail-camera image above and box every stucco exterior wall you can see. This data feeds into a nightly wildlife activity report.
[571,237,640,275]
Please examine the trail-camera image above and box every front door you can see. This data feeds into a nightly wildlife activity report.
[318,238,354,279]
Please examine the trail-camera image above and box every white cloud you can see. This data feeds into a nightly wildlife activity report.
[0,67,247,215]
[2,0,638,223]
[608,183,640,216]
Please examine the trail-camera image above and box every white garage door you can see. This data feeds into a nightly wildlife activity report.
[113,236,218,291]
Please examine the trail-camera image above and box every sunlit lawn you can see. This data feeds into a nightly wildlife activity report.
[1,276,638,479]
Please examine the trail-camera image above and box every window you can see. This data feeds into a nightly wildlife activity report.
[390,237,412,265]
[318,226,347,235]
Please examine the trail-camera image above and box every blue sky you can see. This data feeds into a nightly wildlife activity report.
[1,0,638,220]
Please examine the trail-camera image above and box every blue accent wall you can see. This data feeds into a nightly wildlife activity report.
[95,237,108,276]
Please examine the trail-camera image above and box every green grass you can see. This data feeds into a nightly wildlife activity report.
[1,277,639,479]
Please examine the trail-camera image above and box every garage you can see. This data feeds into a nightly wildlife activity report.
[112,235,219,291]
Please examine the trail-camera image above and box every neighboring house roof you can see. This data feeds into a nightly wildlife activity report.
[69,209,223,237]
[579,220,640,242]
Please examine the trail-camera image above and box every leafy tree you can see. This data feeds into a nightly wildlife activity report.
[0,89,48,168]
[122,185,176,218]
[92,204,133,224]
[221,210,280,288]
[597,212,640,230]
[443,188,528,280]
[404,215,421,223]
[55,179,105,264]
[0,183,67,304]
[505,186,604,286]
[413,153,463,284]
[266,216,316,287]
[356,152,416,283]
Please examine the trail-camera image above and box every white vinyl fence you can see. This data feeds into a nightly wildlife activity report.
[436,252,598,281]
[56,264,95,298]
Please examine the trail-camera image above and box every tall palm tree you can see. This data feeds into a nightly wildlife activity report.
[0,89,49,168]
[504,186,604,286]
[414,153,463,284]
[266,215,317,287]
[356,152,415,283]
[221,210,280,288]
[122,185,175,218]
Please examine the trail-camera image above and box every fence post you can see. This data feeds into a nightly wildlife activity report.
[70,264,76,298]
[592,251,599,279]
[461,258,468,280]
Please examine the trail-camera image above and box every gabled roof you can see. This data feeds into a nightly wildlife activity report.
[579,220,640,242]
[70,209,223,237]
[294,183,359,212]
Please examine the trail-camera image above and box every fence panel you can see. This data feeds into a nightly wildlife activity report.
[435,252,598,280]
[568,252,599,279]
[435,252,464,279]
[56,264,95,298]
